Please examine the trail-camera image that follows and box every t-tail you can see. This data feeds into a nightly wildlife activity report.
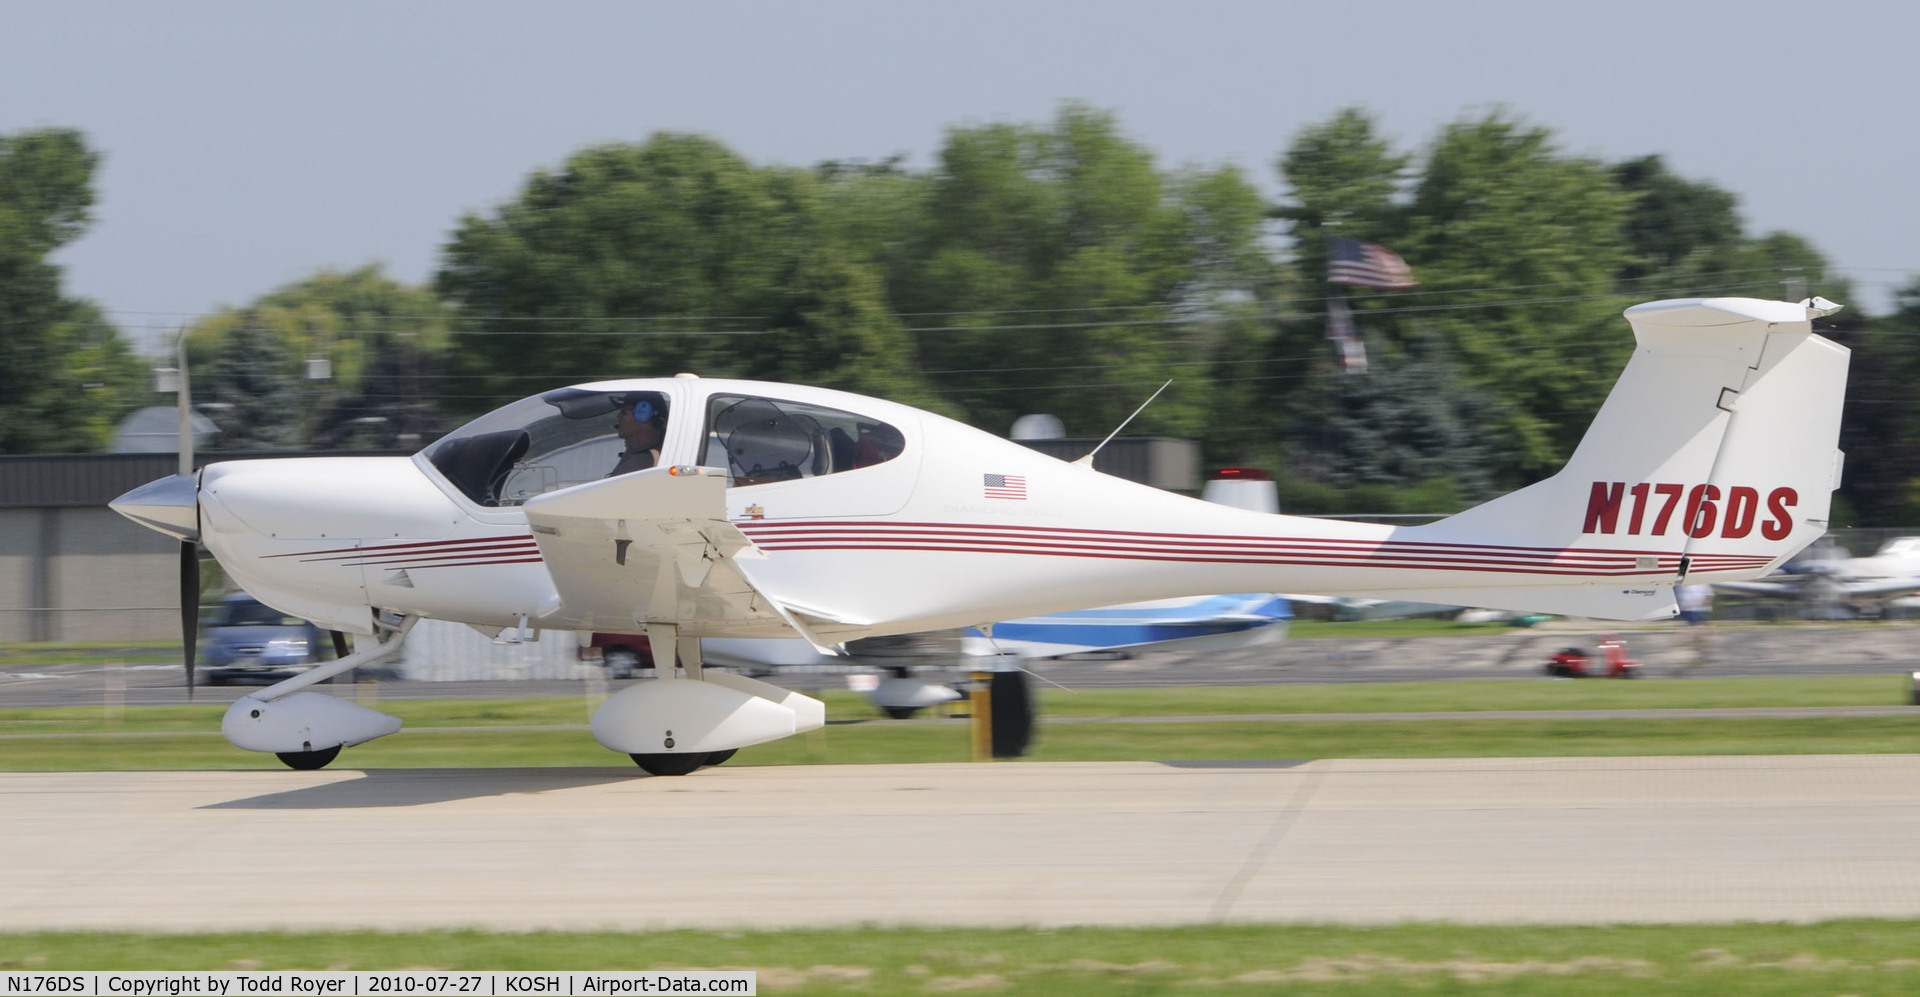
[1374,297,1850,620]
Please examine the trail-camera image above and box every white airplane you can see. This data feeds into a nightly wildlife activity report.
[692,593,1291,669]
[680,593,1292,720]
[1714,535,1920,614]
[112,296,1849,774]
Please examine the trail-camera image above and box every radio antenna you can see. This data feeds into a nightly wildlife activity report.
[1074,380,1172,468]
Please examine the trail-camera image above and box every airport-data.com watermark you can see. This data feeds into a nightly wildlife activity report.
[2,971,755,996]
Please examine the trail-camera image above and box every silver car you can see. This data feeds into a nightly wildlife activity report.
[201,593,323,684]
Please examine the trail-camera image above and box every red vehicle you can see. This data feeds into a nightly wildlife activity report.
[1544,635,1641,678]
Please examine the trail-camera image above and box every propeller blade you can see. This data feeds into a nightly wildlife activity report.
[174,328,203,700]
[331,630,351,659]
[176,328,194,478]
[179,539,199,699]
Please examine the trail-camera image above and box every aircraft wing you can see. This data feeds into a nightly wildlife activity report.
[1838,578,1920,601]
[1714,575,1920,604]
[521,467,847,647]
[1710,578,1802,596]
[963,593,1291,658]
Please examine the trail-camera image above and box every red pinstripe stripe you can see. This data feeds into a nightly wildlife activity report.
[751,540,1654,568]
[267,537,539,560]
[738,521,1774,574]
[256,522,1774,578]
[738,520,1775,562]
[738,542,1685,576]
[361,556,547,569]
[744,533,1768,560]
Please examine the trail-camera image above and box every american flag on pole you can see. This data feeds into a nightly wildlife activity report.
[1326,297,1367,373]
[1327,237,1417,289]
[983,473,1027,500]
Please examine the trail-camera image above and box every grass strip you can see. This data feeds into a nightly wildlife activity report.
[3,715,1918,770]
[4,675,1915,737]
[1027,675,1918,716]
[3,676,1915,770]
[0,645,175,666]
[6,923,1920,995]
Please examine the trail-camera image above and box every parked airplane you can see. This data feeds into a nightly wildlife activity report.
[112,296,1850,774]
[961,592,1291,659]
[1715,535,1920,615]
[598,591,1291,715]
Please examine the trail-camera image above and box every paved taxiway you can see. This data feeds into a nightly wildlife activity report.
[7,757,1920,930]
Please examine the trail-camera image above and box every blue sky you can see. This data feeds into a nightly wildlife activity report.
[5,0,1913,349]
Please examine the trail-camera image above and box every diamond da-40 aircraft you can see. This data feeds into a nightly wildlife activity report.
[111,296,1850,774]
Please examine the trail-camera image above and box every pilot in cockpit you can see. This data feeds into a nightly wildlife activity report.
[609,393,669,477]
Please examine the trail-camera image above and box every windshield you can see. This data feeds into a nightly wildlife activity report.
[421,386,672,506]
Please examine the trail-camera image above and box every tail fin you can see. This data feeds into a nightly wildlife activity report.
[1391,297,1849,620]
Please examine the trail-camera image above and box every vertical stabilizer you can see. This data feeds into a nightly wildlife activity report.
[1385,297,1849,619]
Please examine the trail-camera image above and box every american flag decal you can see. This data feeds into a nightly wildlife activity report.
[983,473,1028,500]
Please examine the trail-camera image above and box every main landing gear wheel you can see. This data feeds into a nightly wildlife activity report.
[275,745,341,770]
[883,706,920,720]
[630,752,707,776]
[703,749,737,767]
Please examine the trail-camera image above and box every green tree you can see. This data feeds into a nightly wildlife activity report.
[184,265,451,449]
[436,134,837,409]
[1400,111,1634,482]
[1287,335,1498,508]
[895,104,1269,441]
[1611,154,1744,288]
[1271,108,1854,498]
[1607,156,1849,303]
[1268,108,1417,472]
[308,337,448,450]
[1273,107,1411,292]
[746,247,937,407]
[204,320,302,449]
[1837,280,1920,525]
[0,128,146,453]
[1726,231,1852,303]
[814,156,926,278]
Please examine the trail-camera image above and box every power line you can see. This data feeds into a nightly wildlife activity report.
[87,264,1908,331]
[93,277,1785,343]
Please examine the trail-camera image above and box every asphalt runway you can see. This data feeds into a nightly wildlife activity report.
[7,757,1920,930]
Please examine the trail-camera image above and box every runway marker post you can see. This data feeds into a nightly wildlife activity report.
[970,670,992,761]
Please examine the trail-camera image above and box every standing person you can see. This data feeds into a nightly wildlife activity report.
[1678,584,1713,626]
[1677,583,1714,670]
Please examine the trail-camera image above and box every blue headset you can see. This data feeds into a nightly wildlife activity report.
[631,399,656,423]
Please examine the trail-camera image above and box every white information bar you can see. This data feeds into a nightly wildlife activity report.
[0,972,755,996]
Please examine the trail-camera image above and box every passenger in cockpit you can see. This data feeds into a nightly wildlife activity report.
[609,394,668,477]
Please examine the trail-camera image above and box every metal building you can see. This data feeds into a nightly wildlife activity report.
[0,452,399,642]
